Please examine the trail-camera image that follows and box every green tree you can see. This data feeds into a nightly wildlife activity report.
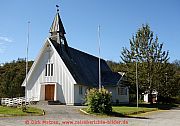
[106,60,127,72]
[173,60,180,76]
[121,24,170,104]
[172,60,180,97]
[0,59,33,98]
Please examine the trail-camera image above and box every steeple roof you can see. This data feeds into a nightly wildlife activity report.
[49,11,66,35]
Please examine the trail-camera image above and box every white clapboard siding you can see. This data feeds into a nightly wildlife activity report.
[24,39,76,105]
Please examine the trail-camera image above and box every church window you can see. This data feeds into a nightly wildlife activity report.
[45,63,54,76]
[118,87,127,95]
[79,86,83,95]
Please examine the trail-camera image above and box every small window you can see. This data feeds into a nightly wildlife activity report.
[118,87,127,95]
[118,87,120,95]
[45,64,48,76]
[79,86,83,95]
[51,64,53,76]
[48,64,50,76]
[61,38,65,44]
[45,63,54,76]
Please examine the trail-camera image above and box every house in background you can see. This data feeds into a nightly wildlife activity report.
[142,90,158,103]
[22,9,129,105]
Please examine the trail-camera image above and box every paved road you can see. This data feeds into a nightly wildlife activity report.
[0,105,180,126]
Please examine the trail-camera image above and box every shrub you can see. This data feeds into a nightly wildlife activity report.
[85,88,112,114]
[21,104,27,112]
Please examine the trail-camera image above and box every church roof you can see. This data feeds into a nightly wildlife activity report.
[47,7,121,87]
[51,39,121,87]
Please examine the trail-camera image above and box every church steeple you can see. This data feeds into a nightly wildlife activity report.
[49,8,66,36]
[49,5,68,52]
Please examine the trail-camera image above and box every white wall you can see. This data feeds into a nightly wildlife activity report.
[40,85,45,100]
[106,86,129,103]
[144,94,148,103]
[73,86,129,105]
[26,40,76,104]
[74,85,88,105]
[25,39,130,105]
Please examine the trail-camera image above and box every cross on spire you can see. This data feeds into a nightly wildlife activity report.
[56,5,59,12]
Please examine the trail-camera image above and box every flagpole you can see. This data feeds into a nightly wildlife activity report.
[25,21,30,106]
[98,25,101,90]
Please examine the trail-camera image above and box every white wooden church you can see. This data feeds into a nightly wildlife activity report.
[22,8,129,105]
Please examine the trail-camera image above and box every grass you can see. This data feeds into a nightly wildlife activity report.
[81,105,157,117]
[81,103,180,117]
[0,106,43,116]
[112,106,157,115]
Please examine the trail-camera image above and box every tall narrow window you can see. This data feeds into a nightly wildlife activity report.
[79,86,83,95]
[51,64,53,76]
[45,64,48,76]
[45,63,54,76]
[118,87,120,95]
[48,64,50,76]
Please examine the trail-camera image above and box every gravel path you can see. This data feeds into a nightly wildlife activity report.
[0,105,180,126]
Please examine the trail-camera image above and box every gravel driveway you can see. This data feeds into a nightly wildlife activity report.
[0,105,180,126]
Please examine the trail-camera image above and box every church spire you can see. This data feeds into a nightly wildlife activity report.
[49,5,66,36]
[49,5,68,54]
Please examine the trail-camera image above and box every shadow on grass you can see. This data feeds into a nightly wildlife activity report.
[26,111,36,114]
[108,112,149,119]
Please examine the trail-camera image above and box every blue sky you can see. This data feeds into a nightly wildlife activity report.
[0,0,180,64]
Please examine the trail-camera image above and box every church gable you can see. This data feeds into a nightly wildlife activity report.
[22,39,76,87]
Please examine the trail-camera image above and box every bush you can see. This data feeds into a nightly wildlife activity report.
[85,88,112,114]
[21,104,27,112]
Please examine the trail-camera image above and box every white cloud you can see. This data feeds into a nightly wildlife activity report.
[0,36,13,43]
[0,35,13,54]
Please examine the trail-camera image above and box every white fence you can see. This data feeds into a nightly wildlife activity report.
[1,97,29,107]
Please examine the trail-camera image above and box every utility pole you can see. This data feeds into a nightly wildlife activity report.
[25,21,30,106]
[135,54,138,108]
[98,25,101,90]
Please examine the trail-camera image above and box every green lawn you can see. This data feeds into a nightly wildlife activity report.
[81,105,157,117]
[112,106,157,115]
[0,106,43,116]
